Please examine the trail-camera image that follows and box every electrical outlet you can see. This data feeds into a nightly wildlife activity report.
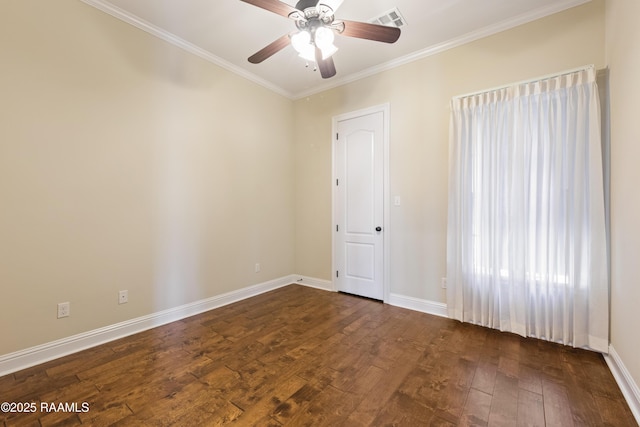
[255,263,261,273]
[57,302,70,318]
[441,277,447,289]
[118,290,128,304]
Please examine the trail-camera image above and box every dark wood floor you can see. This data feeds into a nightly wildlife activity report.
[1,285,636,426]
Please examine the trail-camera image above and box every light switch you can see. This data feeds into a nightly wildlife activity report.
[394,196,401,206]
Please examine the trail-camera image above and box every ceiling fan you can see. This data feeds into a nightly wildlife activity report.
[240,0,401,78]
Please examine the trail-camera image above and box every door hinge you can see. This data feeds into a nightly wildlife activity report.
[336,179,339,186]
[336,224,339,232]
[336,270,339,278]
[336,133,339,140]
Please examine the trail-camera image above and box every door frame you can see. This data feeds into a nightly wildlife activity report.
[331,103,390,303]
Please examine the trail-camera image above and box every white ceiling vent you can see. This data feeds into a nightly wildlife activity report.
[370,7,407,28]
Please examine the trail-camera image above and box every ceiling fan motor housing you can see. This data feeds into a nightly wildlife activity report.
[293,2,335,28]
[295,0,320,10]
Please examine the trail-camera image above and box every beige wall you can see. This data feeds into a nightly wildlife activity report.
[0,0,295,355]
[294,1,606,302]
[606,0,640,400]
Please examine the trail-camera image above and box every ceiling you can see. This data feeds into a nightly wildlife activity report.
[82,0,590,99]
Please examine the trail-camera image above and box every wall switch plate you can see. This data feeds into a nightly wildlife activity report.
[255,263,261,273]
[57,302,70,318]
[394,196,401,206]
[441,277,447,289]
[118,290,128,304]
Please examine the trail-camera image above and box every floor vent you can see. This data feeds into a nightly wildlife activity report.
[370,7,407,28]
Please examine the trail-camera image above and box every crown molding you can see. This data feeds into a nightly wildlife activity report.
[80,0,295,99]
[81,0,590,100]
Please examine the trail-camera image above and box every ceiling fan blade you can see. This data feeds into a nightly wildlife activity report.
[315,47,336,79]
[239,0,300,19]
[248,34,291,64]
[339,20,401,43]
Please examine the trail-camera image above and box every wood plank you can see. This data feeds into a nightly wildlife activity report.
[370,391,437,426]
[542,380,575,427]
[488,373,519,427]
[271,365,340,424]
[518,364,544,395]
[345,343,423,426]
[517,389,545,427]
[235,373,306,425]
[459,388,492,426]
[498,355,520,379]
[286,384,359,427]
[472,360,498,395]
[592,393,638,427]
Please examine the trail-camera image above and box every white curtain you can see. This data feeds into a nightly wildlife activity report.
[447,67,609,353]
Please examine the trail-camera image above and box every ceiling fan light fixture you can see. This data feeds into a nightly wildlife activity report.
[298,46,316,62]
[291,30,311,52]
[292,30,316,61]
[292,28,337,62]
[320,44,338,60]
[316,27,338,60]
[314,26,335,49]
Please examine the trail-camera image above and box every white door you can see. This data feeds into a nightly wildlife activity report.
[334,110,385,300]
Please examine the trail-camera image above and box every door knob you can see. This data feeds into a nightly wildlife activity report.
[375,226,382,232]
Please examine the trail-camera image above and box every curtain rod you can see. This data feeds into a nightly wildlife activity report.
[452,64,595,100]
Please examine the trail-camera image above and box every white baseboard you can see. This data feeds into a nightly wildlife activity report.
[387,293,448,318]
[290,275,334,292]
[0,275,303,377]
[604,344,640,425]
